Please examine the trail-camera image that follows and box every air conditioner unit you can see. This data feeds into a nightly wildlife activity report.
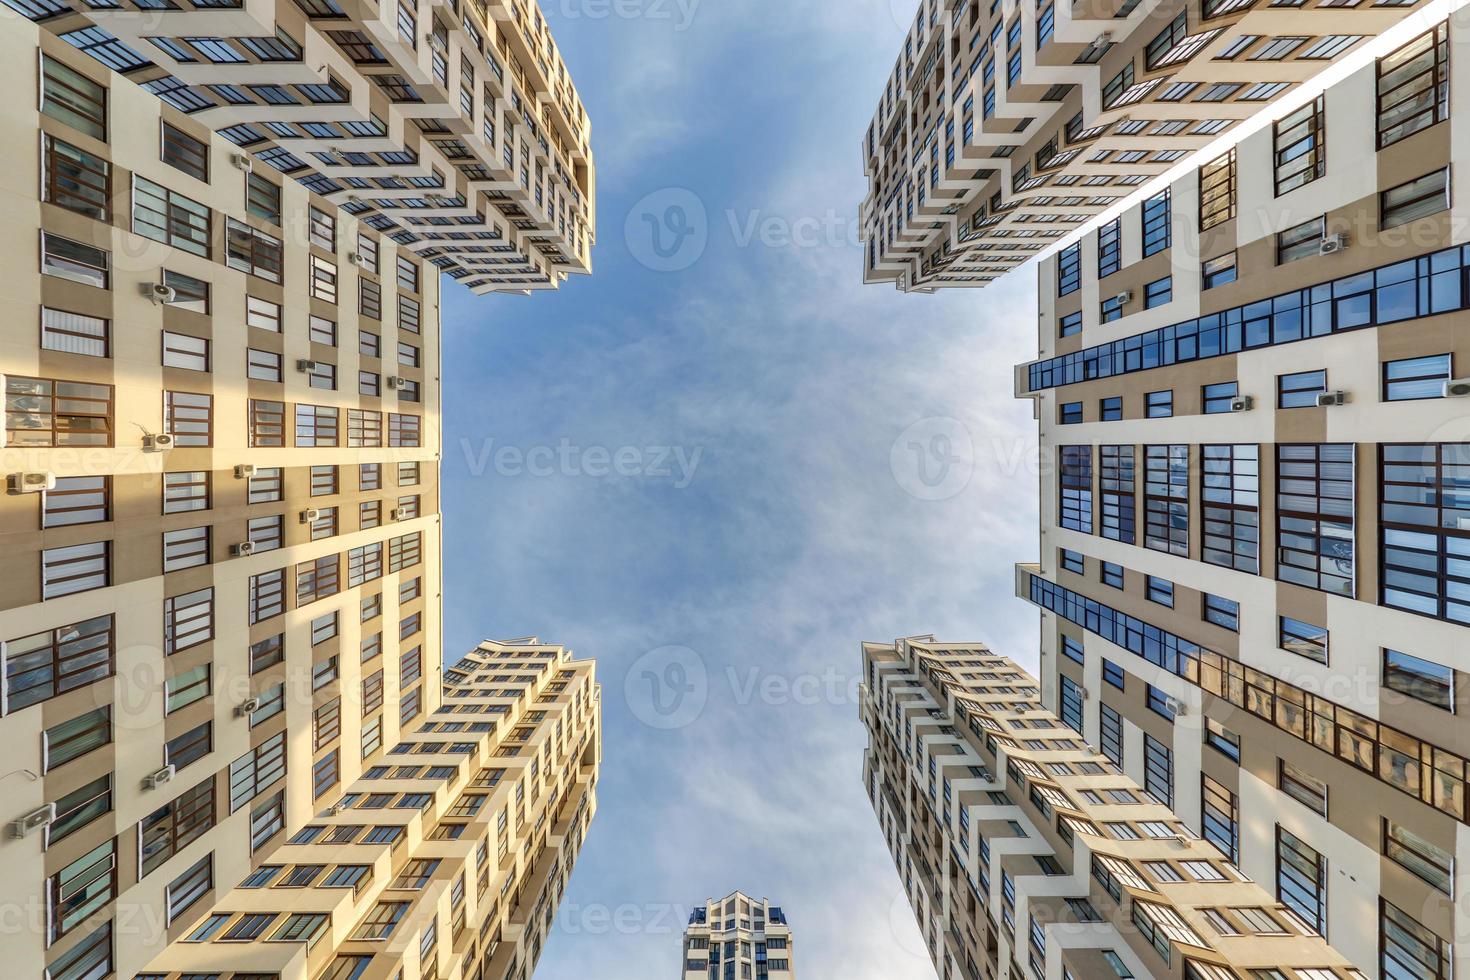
[296,359,321,373]
[144,282,177,305]
[1110,290,1132,306]
[1091,31,1113,50]
[390,508,403,521]
[230,541,256,558]
[1164,696,1187,716]
[142,433,174,452]
[234,464,257,479]
[1229,396,1253,413]
[143,765,176,791]
[301,508,322,523]
[10,803,55,839]
[1318,233,1348,255]
[347,252,365,266]
[7,472,56,494]
[1315,390,1347,407]
[1443,378,1470,398]
[386,376,408,390]
[1079,686,1091,700]
[236,696,261,717]
[231,152,253,173]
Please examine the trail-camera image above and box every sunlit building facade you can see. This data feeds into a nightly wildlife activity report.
[681,890,794,979]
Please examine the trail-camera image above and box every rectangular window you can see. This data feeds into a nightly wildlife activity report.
[1199,149,1235,230]
[356,232,379,272]
[310,465,339,496]
[1059,549,1084,575]
[1381,443,1470,623]
[1100,294,1125,323]
[165,721,211,769]
[1058,312,1082,337]
[247,296,281,332]
[296,404,339,447]
[396,255,420,292]
[44,476,110,527]
[1099,703,1123,765]
[1205,719,1240,762]
[1382,168,1450,229]
[1277,443,1354,595]
[1383,820,1453,895]
[310,255,338,303]
[1201,774,1239,864]
[1143,277,1171,309]
[42,56,106,139]
[1059,402,1083,425]
[1141,190,1170,256]
[1276,216,1324,264]
[250,790,285,850]
[313,749,340,798]
[1201,252,1237,289]
[228,730,286,811]
[227,219,283,282]
[1145,576,1173,606]
[43,136,109,220]
[49,839,116,942]
[1201,444,1259,573]
[1201,381,1239,415]
[1203,594,1239,631]
[1100,445,1135,544]
[43,541,110,598]
[42,308,108,357]
[133,176,210,257]
[309,206,335,250]
[163,526,210,572]
[1057,243,1080,296]
[3,615,114,713]
[248,400,285,447]
[161,122,208,181]
[1145,390,1173,418]
[1100,397,1122,421]
[1382,648,1453,711]
[306,360,336,390]
[314,697,341,750]
[48,774,112,845]
[44,706,110,771]
[163,588,213,654]
[1101,562,1123,589]
[163,270,209,314]
[1058,445,1093,534]
[247,348,283,382]
[1059,675,1083,734]
[1143,734,1173,806]
[297,555,340,604]
[162,331,209,372]
[1275,97,1325,195]
[163,390,212,447]
[140,777,214,876]
[248,568,286,624]
[246,172,282,224]
[398,462,420,486]
[1277,827,1326,935]
[1280,616,1329,665]
[360,278,381,320]
[41,233,109,289]
[399,294,421,334]
[1144,445,1188,556]
[1280,760,1328,817]
[348,409,383,448]
[1061,636,1084,664]
[1377,24,1448,148]
[309,315,337,346]
[1384,353,1450,401]
[166,853,212,925]
[5,376,112,447]
[389,413,421,447]
[1097,218,1121,278]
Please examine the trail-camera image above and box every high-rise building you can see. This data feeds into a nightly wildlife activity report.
[861,0,1437,293]
[0,7,597,980]
[862,636,1369,980]
[10,0,594,294]
[681,890,794,979]
[1018,15,1467,976]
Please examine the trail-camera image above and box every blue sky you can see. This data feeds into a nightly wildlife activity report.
[440,1,1041,975]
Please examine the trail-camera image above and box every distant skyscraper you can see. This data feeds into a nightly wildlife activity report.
[862,636,1367,980]
[861,0,1435,292]
[682,890,794,979]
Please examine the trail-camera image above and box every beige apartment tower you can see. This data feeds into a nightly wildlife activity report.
[861,0,1438,292]
[1017,10,1470,979]
[681,891,793,979]
[862,636,1369,980]
[0,5,599,980]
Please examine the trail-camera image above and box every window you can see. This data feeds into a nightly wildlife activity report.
[360,278,381,320]
[49,774,112,846]
[1276,216,1324,264]
[1100,293,1125,322]
[161,122,208,181]
[298,555,340,604]
[248,568,286,623]
[296,404,339,447]
[50,839,116,941]
[1061,636,1084,664]
[389,413,421,447]
[1141,190,1170,256]
[164,588,213,655]
[5,375,112,447]
[1145,390,1172,418]
[1199,149,1235,230]
[163,526,210,572]
[1059,312,1082,337]
[1059,549,1084,575]
[348,409,382,448]
[399,294,421,333]
[250,635,283,674]
[309,315,337,346]
[1059,675,1083,734]
[311,465,339,496]
[360,463,382,490]
[140,777,214,875]
[1100,397,1122,422]
[1203,594,1239,631]
[43,541,110,598]
[398,462,420,486]
[1205,719,1241,762]
[306,360,337,390]
[41,233,109,288]
[1381,900,1451,980]
[1279,616,1328,665]
[228,730,286,811]
[1100,445,1135,543]
[250,684,284,727]
[1384,353,1450,401]
[1058,446,1093,534]
[1382,649,1453,711]
[356,232,379,272]
[44,476,110,526]
[165,663,211,713]
[1143,277,1171,309]
[396,341,420,367]
[1201,444,1259,573]
[3,615,113,712]
[247,348,283,382]
[309,206,335,250]
[314,697,341,750]
[1383,820,1453,895]
[165,721,212,769]
[1202,252,1236,290]
[1099,703,1123,765]
[1275,97,1324,195]
[163,270,209,314]
[44,136,109,220]
[49,921,112,980]
[247,296,282,332]
[1201,381,1238,415]
[1201,774,1239,864]
[1097,218,1121,278]
[162,332,209,372]
[227,219,283,282]
[1145,576,1173,607]
[310,255,338,302]
[396,254,420,291]
[1377,24,1448,148]
[1102,660,1124,689]
[1276,443,1354,595]
[1144,445,1188,555]
[1101,562,1123,589]
[1276,827,1326,935]
[133,176,210,256]
[246,172,281,224]
[163,390,212,446]
[42,308,108,357]
[1279,761,1327,816]
[44,707,110,771]
[1057,243,1080,295]
[313,749,341,798]
[248,399,285,447]
[250,791,285,850]
[1381,168,1449,229]
[1381,443,1470,623]
[42,56,106,139]
[1143,734,1173,806]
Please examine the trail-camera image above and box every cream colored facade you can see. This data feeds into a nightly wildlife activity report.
[862,636,1370,980]
[1018,15,1469,977]
[0,13,598,980]
[680,890,793,979]
[861,0,1436,292]
[12,0,594,294]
